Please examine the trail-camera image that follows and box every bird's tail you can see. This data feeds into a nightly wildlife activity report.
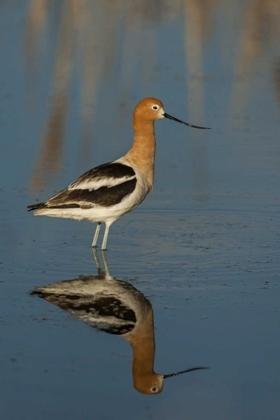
[27,202,47,212]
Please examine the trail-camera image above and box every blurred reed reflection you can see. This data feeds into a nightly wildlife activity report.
[32,249,207,395]
[229,0,280,129]
[25,0,280,193]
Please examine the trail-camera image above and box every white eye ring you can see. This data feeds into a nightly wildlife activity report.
[152,105,159,110]
[151,385,158,392]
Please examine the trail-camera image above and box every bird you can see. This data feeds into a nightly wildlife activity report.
[32,248,208,394]
[28,97,210,249]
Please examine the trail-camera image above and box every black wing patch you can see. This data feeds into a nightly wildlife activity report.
[27,162,137,210]
[70,161,135,188]
[66,178,136,207]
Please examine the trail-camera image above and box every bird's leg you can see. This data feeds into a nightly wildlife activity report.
[101,250,110,276]
[101,222,112,250]
[92,222,101,247]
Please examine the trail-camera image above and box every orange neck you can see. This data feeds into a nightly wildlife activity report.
[126,305,155,377]
[125,117,156,190]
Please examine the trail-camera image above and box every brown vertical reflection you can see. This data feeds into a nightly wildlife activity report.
[25,0,48,72]
[228,0,267,130]
[77,0,125,169]
[274,59,280,105]
[229,0,280,128]
[117,1,158,106]
[25,0,48,107]
[30,0,80,192]
[183,0,213,201]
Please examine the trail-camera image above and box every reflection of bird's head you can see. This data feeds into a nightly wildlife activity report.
[133,366,208,395]
[133,373,164,395]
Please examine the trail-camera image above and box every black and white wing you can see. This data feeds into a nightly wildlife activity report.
[34,290,137,335]
[32,275,140,335]
[28,161,137,210]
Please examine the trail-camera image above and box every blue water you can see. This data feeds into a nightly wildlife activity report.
[0,1,280,419]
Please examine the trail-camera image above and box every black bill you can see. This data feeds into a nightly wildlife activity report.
[163,113,211,129]
[163,366,209,379]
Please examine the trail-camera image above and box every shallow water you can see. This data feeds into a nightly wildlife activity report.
[1,1,280,419]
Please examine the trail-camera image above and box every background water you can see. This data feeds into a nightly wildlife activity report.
[0,0,280,419]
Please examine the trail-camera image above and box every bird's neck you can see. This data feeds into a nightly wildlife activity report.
[125,119,156,190]
[126,305,155,377]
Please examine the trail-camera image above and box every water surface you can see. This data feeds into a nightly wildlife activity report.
[0,1,280,419]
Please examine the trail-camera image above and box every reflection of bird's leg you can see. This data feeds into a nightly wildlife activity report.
[101,250,110,277]
[91,247,104,276]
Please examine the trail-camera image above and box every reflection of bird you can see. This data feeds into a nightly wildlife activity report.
[32,249,207,394]
[28,97,209,249]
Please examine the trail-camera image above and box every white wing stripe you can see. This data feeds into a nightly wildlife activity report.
[69,175,136,191]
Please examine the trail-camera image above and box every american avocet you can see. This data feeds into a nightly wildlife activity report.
[32,249,207,394]
[28,97,210,249]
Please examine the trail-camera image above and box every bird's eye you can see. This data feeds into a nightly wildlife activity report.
[151,385,158,393]
[152,105,159,110]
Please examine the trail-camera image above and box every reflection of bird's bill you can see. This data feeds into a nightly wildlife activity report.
[163,113,211,129]
[163,366,209,379]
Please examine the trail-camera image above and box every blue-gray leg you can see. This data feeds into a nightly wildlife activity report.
[101,222,112,250]
[92,222,101,247]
